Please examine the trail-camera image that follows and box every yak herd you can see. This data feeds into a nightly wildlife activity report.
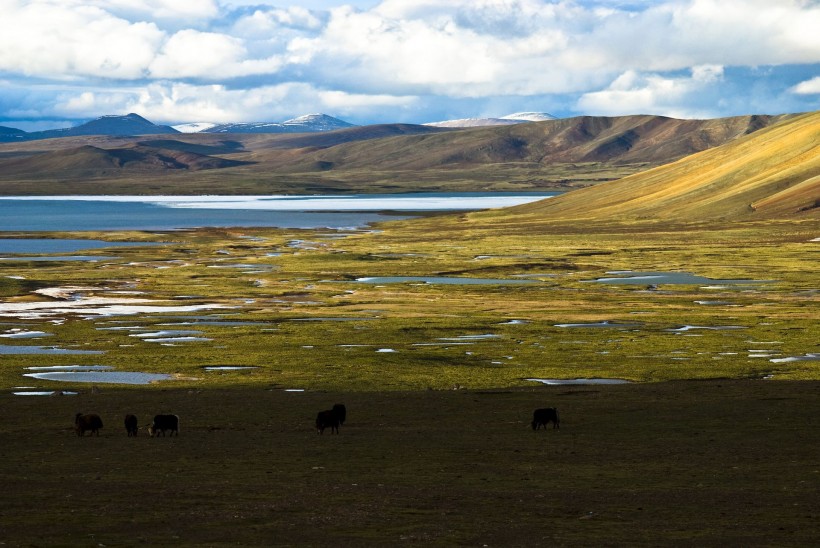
[74,404,560,437]
[74,412,179,437]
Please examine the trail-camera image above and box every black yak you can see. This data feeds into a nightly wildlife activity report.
[148,414,179,437]
[316,410,340,434]
[124,414,139,437]
[75,413,103,436]
[332,403,347,426]
[531,407,560,430]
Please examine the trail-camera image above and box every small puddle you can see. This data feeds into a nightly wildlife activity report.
[770,353,820,363]
[0,345,103,355]
[590,271,772,285]
[203,366,258,371]
[439,334,501,341]
[526,378,631,385]
[13,390,78,396]
[555,321,639,328]
[1,330,51,339]
[667,325,747,332]
[355,276,538,285]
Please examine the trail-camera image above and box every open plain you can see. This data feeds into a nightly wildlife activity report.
[0,112,818,546]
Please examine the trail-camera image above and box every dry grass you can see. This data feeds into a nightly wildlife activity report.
[1,380,819,546]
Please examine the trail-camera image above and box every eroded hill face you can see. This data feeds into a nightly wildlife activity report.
[504,111,820,221]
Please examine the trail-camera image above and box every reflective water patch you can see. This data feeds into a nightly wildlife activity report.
[356,276,538,285]
[0,345,103,355]
[555,321,639,328]
[590,271,772,285]
[526,378,631,385]
[24,371,173,384]
[770,353,820,363]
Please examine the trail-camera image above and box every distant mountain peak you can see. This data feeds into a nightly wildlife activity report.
[203,113,355,134]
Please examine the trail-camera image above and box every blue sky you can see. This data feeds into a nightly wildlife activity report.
[1,0,819,130]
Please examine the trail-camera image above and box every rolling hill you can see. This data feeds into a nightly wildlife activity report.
[0,112,799,194]
[502,110,820,221]
[0,143,248,178]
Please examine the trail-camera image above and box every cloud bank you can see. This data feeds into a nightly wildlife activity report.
[1,0,818,129]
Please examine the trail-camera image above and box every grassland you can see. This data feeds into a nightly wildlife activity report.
[1,107,818,544]
[0,212,817,545]
[2,380,819,546]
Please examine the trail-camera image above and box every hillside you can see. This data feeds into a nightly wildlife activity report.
[0,113,795,194]
[502,111,820,221]
[244,113,790,172]
[0,143,248,178]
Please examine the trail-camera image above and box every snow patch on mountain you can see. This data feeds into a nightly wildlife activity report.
[172,122,218,133]
[425,112,557,128]
[204,114,355,134]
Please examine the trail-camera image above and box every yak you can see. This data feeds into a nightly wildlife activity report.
[75,413,103,436]
[332,403,347,426]
[315,409,340,434]
[531,407,560,430]
[148,414,179,437]
[124,414,139,437]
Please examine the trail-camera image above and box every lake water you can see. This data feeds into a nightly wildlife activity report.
[0,193,557,231]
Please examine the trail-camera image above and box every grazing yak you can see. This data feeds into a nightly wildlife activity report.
[148,414,179,437]
[531,407,560,430]
[332,403,347,426]
[75,413,103,436]
[124,414,139,437]
[315,409,340,434]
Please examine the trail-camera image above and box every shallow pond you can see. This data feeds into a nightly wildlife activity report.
[555,321,640,328]
[0,345,103,355]
[24,370,173,384]
[526,378,632,385]
[590,271,772,285]
[355,276,538,285]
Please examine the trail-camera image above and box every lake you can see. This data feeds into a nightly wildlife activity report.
[0,193,558,231]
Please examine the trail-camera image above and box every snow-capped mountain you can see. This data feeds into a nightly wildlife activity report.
[425,112,557,128]
[172,122,218,133]
[500,112,557,122]
[203,114,355,134]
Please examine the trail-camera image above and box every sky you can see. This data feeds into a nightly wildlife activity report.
[1,0,819,131]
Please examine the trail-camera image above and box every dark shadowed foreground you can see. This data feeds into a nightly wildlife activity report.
[1,380,818,546]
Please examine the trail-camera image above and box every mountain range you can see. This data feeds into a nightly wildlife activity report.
[0,112,558,142]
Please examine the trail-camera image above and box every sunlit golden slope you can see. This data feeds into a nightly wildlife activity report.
[510,111,820,220]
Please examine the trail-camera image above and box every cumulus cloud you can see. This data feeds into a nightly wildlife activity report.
[18,81,417,123]
[577,66,727,118]
[0,1,163,79]
[792,76,820,94]
[0,0,819,125]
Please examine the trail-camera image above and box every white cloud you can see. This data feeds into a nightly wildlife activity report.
[1,0,819,124]
[577,66,726,118]
[89,0,220,22]
[0,1,164,79]
[792,76,820,94]
[149,29,285,79]
[39,81,417,123]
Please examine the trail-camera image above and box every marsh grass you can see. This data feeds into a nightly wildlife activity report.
[0,217,817,391]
